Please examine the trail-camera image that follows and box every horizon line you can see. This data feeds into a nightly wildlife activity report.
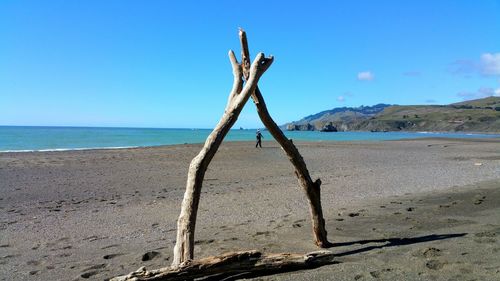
[0,125,265,130]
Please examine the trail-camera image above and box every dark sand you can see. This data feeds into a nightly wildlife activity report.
[0,138,499,280]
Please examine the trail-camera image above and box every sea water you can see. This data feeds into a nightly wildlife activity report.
[0,126,498,152]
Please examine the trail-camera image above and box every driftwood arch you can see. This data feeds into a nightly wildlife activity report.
[172,29,330,265]
[111,30,332,281]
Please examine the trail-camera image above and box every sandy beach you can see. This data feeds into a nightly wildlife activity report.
[1,138,499,281]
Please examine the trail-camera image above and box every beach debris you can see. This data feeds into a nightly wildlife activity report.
[474,162,483,166]
[110,250,336,281]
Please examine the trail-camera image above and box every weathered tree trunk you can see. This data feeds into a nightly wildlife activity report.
[111,250,335,281]
[172,51,274,266]
[239,30,331,247]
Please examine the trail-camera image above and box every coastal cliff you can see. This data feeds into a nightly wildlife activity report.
[284,97,500,133]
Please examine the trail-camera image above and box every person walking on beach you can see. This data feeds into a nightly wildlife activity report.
[255,129,263,148]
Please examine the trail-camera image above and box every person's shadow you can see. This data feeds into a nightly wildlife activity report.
[201,233,467,281]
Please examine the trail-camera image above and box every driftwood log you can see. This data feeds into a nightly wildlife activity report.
[110,250,336,281]
[172,50,274,265]
[239,30,330,248]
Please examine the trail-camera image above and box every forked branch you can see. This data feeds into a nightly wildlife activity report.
[172,50,273,266]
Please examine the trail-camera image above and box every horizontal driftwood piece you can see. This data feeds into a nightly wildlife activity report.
[110,250,335,281]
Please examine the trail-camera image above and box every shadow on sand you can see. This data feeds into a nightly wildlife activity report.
[329,233,466,257]
[200,233,467,281]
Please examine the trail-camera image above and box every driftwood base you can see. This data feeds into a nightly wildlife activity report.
[110,250,336,281]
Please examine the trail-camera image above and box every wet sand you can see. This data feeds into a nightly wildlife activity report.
[0,138,499,280]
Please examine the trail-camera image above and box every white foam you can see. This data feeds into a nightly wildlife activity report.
[417,131,442,135]
[0,146,139,153]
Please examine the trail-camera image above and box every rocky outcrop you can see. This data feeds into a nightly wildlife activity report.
[320,123,337,132]
[286,123,315,131]
[282,97,500,133]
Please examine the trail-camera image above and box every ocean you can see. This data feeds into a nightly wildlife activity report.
[0,126,498,152]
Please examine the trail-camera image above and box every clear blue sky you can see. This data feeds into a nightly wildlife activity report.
[1,0,499,128]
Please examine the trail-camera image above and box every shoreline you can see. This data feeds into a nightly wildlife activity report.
[1,135,498,154]
[1,138,499,280]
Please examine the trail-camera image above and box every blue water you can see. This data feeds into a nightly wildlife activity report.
[0,126,498,152]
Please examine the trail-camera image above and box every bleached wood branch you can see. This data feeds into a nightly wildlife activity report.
[239,29,331,247]
[172,51,273,266]
[111,250,335,281]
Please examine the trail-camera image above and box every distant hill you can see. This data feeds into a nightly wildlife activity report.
[283,97,500,133]
[284,104,392,131]
[451,96,500,108]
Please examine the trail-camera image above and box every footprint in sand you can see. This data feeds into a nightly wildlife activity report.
[194,239,215,245]
[81,270,99,279]
[369,268,394,278]
[292,219,305,228]
[475,231,497,238]
[141,251,160,261]
[80,263,107,279]
[0,254,19,264]
[103,253,124,260]
[390,201,403,205]
[253,231,274,237]
[425,259,446,270]
[27,260,41,266]
[474,237,497,244]
[423,248,441,258]
[416,247,441,258]
[101,244,120,250]
[472,228,498,244]
[473,195,486,205]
